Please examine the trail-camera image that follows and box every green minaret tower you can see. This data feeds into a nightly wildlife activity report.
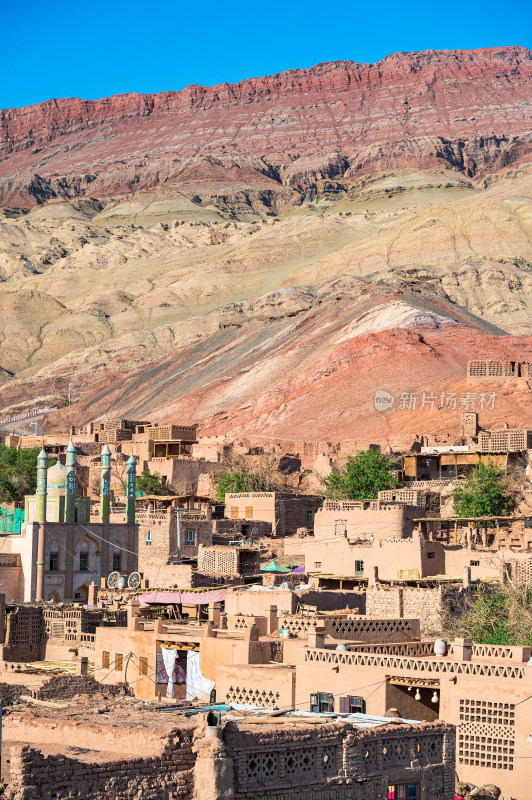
[65,440,77,524]
[126,454,137,524]
[100,444,111,524]
[35,447,48,601]
[36,448,48,524]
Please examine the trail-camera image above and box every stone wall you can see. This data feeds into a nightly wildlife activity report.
[36,674,127,701]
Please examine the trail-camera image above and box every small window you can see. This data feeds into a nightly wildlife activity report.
[112,552,121,572]
[470,560,480,567]
[350,696,365,714]
[306,510,314,524]
[102,651,110,669]
[310,692,334,713]
[388,784,417,800]
[230,506,239,519]
[79,552,89,572]
[139,657,149,676]
[245,506,254,519]
[49,550,59,571]
[115,653,123,672]
[427,552,435,559]
[185,529,196,546]
[355,560,364,575]
[145,530,152,546]
[314,561,322,569]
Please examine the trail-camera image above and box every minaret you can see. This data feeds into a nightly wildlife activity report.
[35,448,48,601]
[100,445,111,524]
[36,448,48,524]
[65,440,77,524]
[126,454,137,524]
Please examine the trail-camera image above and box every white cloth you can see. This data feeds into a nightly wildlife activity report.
[161,647,177,699]
[186,650,215,701]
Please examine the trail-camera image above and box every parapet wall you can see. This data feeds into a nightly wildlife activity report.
[366,585,471,636]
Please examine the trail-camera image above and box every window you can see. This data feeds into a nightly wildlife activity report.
[145,530,152,546]
[310,692,334,713]
[112,552,121,572]
[470,560,480,567]
[355,560,364,575]
[102,651,110,669]
[339,696,366,714]
[314,561,322,569]
[139,657,148,676]
[245,506,254,519]
[115,653,123,672]
[185,529,196,546]
[230,506,239,519]
[306,510,314,524]
[387,784,417,799]
[427,552,435,559]
[79,552,89,572]
[49,550,59,571]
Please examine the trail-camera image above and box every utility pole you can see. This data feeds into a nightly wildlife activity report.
[68,384,72,406]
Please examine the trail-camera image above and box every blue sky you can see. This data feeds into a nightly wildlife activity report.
[2,0,530,109]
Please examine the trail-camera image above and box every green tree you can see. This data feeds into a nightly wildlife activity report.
[0,445,56,503]
[136,469,173,496]
[216,468,269,502]
[323,449,399,500]
[445,583,532,647]
[452,461,513,519]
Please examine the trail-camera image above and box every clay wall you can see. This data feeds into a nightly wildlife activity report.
[224,492,321,537]
[216,664,295,709]
[222,719,455,800]
[3,722,195,800]
[365,585,471,636]
[0,604,43,662]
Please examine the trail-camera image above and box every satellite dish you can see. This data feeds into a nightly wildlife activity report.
[128,571,141,590]
[107,571,120,589]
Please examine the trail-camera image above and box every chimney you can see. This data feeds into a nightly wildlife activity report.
[76,657,89,677]
[307,625,326,649]
[453,637,473,661]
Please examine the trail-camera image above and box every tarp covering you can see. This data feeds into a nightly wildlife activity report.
[290,565,305,573]
[138,589,227,606]
[261,560,291,573]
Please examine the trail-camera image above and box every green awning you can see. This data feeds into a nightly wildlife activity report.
[261,560,291,573]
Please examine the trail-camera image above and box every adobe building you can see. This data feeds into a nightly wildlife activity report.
[0,703,456,800]
[0,444,138,603]
[285,500,434,581]
[296,632,532,799]
[224,491,322,537]
[467,358,532,384]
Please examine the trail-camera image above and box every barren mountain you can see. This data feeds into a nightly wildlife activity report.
[0,47,531,442]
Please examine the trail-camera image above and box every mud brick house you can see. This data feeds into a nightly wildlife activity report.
[0,705,456,800]
[296,634,532,799]
[224,491,322,537]
[467,359,532,384]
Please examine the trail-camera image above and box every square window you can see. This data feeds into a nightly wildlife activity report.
[470,560,480,567]
[230,506,239,519]
[355,560,364,574]
[145,530,152,545]
[349,696,365,714]
[185,529,196,546]
[427,552,435,559]
[314,561,322,569]
[245,506,254,519]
